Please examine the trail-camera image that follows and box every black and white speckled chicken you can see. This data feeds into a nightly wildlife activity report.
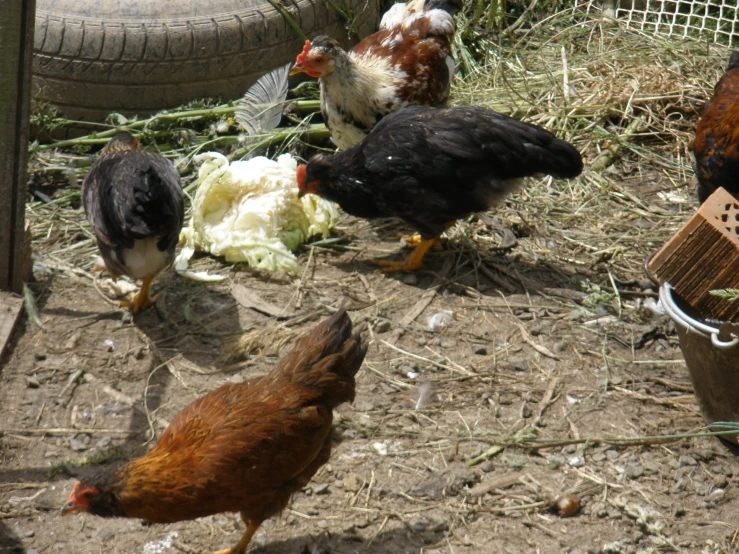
[82,133,184,313]
[297,105,583,272]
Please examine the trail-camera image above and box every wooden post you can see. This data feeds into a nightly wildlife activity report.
[0,0,35,293]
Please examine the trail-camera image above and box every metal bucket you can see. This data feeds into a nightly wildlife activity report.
[659,283,739,444]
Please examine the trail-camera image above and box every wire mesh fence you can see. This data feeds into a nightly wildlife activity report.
[586,0,739,46]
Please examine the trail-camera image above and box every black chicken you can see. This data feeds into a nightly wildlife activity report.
[297,105,583,272]
[83,133,184,312]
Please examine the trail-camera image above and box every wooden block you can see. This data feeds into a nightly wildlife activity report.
[0,291,23,361]
[648,187,739,321]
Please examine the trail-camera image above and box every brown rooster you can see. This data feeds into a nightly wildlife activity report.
[62,309,367,554]
[290,0,461,150]
[297,105,583,272]
[693,51,739,204]
[83,132,184,313]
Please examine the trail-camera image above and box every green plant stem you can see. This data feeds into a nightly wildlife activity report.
[228,123,330,161]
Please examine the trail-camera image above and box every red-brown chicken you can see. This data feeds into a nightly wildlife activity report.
[290,0,462,150]
[62,310,367,554]
[83,132,184,313]
[693,51,739,204]
[297,105,583,272]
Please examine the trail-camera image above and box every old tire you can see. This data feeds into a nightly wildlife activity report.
[33,0,380,122]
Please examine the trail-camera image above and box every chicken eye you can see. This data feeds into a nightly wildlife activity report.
[314,55,325,64]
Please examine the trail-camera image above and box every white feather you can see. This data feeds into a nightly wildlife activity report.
[235,63,291,137]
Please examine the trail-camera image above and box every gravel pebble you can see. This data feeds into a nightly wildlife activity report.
[312,483,330,495]
[547,454,566,469]
[679,454,698,467]
[375,320,391,333]
[625,464,644,479]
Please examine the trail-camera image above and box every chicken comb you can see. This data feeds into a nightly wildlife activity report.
[296,164,307,188]
[295,40,312,65]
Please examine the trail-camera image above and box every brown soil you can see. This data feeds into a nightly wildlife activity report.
[2,168,738,554]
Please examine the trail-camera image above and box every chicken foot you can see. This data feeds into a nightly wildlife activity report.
[399,233,443,251]
[374,235,440,272]
[117,275,158,314]
[212,515,262,554]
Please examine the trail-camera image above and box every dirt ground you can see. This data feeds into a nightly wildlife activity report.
[2,159,738,554]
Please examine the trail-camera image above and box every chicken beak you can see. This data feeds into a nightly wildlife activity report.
[61,503,81,516]
[289,64,307,76]
[297,190,306,198]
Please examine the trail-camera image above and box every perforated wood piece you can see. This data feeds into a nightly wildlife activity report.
[648,187,739,321]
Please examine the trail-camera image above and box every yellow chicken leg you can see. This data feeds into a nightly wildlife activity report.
[212,516,262,554]
[374,235,440,273]
[118,275,157,314]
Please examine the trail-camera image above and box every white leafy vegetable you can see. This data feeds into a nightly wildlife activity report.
[176,152,339,275]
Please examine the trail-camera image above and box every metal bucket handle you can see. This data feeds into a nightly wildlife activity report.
[660,283,739,349]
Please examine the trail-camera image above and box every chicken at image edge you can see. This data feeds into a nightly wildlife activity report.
[289,0,462,150]
[297,105,584,272]
[62,309,367,554]
[82,132,184,313]
[693,50,739,204]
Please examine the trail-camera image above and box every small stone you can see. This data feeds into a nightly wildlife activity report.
[34,352,47,361]
[410,518,427,532]
[553,342,566,353]
[103,339,115,352]
[306,508,319,516]
[44,450,60,458]
[474,346,488,355]
[440,338,456,348]
[25,376,41,389]
[673,506,686,517]
[26,549,38,554]
[563,444,577,454]
[591,451,606,462]
[695,448,715,461]
[605,450,619,461]
[227,374,245,384]
[429,513,448,532]
[547,454,566,469]
[713,474,728,489]
[644,462,660,475]
[68,433,91,452]
[568,456,585,468]
[342,428,358,440]
[416,335,427,345]
[342,473,363,493]
[679,454,698,467]
[521,406,532,418]
[375,320,391,333]
[97,529,115,541]
[312,483,330,495]
[480,460,494,473]
[625,464,644,479]
[555,494,580,517]
[317,520,329,529]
